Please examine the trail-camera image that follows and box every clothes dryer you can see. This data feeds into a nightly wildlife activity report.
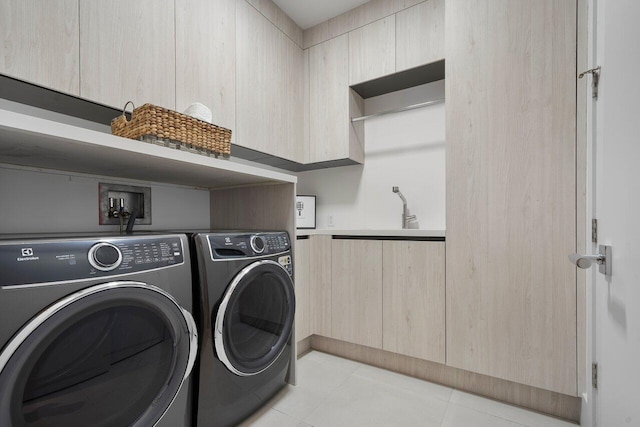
[191,231,295,427]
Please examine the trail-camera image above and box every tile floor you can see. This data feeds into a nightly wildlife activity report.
[240,351,579,427]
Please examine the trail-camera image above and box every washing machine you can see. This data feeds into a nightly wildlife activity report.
[0,233,198,427]
[191,231,295,427]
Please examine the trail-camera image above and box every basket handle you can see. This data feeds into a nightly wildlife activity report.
[122,101,135,122]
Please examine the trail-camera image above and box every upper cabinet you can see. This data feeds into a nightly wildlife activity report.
[175,0,235,133]
[305,1,446,165]
[79,0,176,110]
[236,0,304,162]
[308,35,348,163]
[308,35,364,164]
[348,16,396,86]
[396,0,445,72]
[1,0,446,167]
[445,0,577,395]
[0,0,79,95]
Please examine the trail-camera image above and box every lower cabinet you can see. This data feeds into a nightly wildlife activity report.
[298,236,446,363]
[294,238,311,343]
[382,241,445,364]
[331,239,383,349]
[309,235,332,337]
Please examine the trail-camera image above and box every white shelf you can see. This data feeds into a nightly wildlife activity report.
[0,109,297,189]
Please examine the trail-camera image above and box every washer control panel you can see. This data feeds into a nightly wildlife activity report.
[208,232,290,259]
[0,235,185,287]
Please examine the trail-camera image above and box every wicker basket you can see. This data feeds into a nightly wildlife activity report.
[111,102,231,158]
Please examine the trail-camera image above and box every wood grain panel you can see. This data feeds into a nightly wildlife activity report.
[296,336,312,358]
[331,239,383,349]
[348,89,365,163]
[348,16,396,85]
[445,0,577,395]
[311,336,581,423]
[175,0,235,134]
[80,0,175,110]
[236,0,304,162]
[576,0,588,396]
[0,0,79,95]
[209,183,295,235]
[395,0,444,72]
[295,238,311,342]
[245,0,303,47]
[382,241,445,364]
[309,235,332,337]
[309,34,349,162]
[303,0,424,49]
[303,49,310,163]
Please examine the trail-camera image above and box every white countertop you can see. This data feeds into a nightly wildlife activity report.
[296,229,445,238]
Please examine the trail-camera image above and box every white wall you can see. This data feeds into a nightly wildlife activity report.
[297,80,445,230]
[0,165,210,234]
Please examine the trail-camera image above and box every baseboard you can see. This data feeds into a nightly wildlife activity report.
[296,336,312,358]
[310,335,581,423]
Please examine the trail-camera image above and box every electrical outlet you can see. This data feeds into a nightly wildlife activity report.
[99,183,152,225]
[328,215,334,228]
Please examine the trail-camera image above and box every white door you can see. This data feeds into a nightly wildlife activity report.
[584,1,640,425]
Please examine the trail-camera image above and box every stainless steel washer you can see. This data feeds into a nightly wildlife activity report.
[0,234,197,427]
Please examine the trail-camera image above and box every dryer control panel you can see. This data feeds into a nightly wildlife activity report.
[208,232,290,260]
[0,235,185,287]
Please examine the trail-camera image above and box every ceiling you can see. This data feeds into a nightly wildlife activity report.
[272,0,372,30]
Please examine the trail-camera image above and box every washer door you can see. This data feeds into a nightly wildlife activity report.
[214,260,295,376]
[0,281,197,427]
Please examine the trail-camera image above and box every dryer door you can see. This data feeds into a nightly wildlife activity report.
[0,281,197,427]
[215,260,295,376]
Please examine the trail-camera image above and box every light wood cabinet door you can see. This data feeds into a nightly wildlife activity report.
[445,0,577,395]
[395,0,444,72]
[0,0,79,95]
[80,0,175,110]
[382,241,445,364]
[309,235,332,337]
[295,238,311,343]
[236,0,304,162]
[308,34,349,163]
[331,239,383,349]
[348,16,396,85]
[175,0,235,133]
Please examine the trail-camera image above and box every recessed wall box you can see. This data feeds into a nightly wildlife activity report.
[99,183,151,225]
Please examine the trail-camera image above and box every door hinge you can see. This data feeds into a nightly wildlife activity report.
[592,362,598,389]
[592,218,598,243]
[579,66,601,99]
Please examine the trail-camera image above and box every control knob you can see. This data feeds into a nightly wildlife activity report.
[250,235,265,254]
[88,242,123,271]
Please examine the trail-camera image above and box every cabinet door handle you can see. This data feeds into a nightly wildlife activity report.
[568,245,612,276]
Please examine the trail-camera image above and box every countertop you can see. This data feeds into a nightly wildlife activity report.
[296,229,446,238]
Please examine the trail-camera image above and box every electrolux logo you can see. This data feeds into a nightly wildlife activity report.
[17,247,40,262]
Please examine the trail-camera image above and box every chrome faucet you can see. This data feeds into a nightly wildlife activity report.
[392,187,418,229]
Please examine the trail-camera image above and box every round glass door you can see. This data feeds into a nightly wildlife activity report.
[0,282,197,427]
[215,260,295,376]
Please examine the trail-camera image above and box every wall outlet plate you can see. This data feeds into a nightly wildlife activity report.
[99,183,151,225]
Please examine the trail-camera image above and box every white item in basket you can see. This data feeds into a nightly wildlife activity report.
[183,103,213,124]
